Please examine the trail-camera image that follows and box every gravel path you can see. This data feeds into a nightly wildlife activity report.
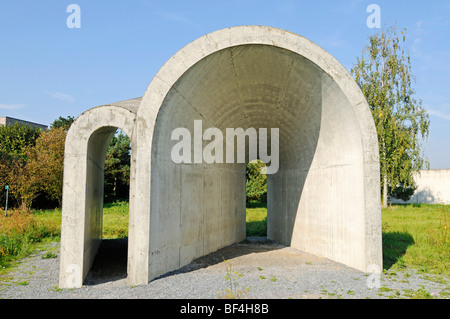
[0,238,449,299]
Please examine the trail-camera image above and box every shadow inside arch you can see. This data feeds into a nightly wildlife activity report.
[382,231,415,270]
[152,238,285,282]
[83,238,128,285]
[83,237,285,285]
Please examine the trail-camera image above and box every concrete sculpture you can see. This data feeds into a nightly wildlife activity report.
[59,26,382,288]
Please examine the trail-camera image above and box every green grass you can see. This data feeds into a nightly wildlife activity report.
[0,201,129,270]
[382,204,449,276]
[34,201,129,240]
[0,210,61,268]
[246,202,267,237]
[102,201,129,239]
[244,202,449,276]
[2,200,449,279]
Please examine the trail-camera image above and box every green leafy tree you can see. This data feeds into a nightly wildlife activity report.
[246,160,267,202]
[7,154,39,211]
[351,26,430,207]
[28,127,66,206]
[104,131,131,201]
[0,123,42,159]
[6,127,66,210]
[0,152,12,208]
[50,116,75,130]
[0,123,42,208]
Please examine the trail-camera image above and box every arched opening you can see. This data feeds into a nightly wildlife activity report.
[84,128,131,284]
[147,43,324,280]
[139,35,381,283]
[246,160,268,238]
[59,101,138,288]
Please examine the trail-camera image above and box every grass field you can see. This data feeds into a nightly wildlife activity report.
[382,204,449,276]
[1,201,449,277]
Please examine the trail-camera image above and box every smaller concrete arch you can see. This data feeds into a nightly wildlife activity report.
[59,100,138,288]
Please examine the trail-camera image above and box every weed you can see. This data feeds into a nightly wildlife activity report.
[0,210,60,266]
[42,252,57,259]
[402,286,434,299]
[426,206,449,253]
[218,259,250,299]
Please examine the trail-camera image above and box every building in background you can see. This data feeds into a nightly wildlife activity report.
[0,116,47,131]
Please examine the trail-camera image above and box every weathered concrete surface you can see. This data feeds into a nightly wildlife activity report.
[391,169,450,205]
[59,26,382,288]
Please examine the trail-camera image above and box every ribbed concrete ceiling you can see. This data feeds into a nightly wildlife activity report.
[153,44,354,171]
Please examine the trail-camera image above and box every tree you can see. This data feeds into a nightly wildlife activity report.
[0,123,42,159]
[0,123,42,209]
[0,152,11,208]
[104,131,131,201]
[6,127,66,210]
[28,127,66,206]
[351,26,430,207]
[50,116,75,130]
[7,154,39,211]
[246,160,267,202]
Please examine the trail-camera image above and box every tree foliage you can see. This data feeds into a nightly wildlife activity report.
[50,116,75,130]
[1,127,66,210]
[27,127,66,206]
[0,123,42,209]
[246,160,267,202]
[351,25,430,206]
[104,131,131,202]
[0,123,42,159]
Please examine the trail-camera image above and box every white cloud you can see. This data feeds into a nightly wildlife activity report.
[411,37,423,57]
[153,11,199,27]
[427,109,450,120]
[0,103,25,110]
[45,91,75,103]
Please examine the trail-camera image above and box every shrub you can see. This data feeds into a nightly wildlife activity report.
[246,160,267,202]
[0,210,59,263]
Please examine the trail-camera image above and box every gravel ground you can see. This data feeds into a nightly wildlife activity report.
[0,238,449,299]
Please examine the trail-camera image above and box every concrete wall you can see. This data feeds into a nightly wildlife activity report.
[59,26,382,288]
[391,169,450,205]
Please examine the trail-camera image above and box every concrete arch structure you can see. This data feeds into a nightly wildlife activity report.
[59,99,139,288]
[59,26,382,288]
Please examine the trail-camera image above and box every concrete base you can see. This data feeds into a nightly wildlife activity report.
[59,26,382,289]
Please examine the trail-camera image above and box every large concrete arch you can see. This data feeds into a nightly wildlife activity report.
[59,26,382,288]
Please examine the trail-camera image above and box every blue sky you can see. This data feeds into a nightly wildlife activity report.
[0,0,449,169]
